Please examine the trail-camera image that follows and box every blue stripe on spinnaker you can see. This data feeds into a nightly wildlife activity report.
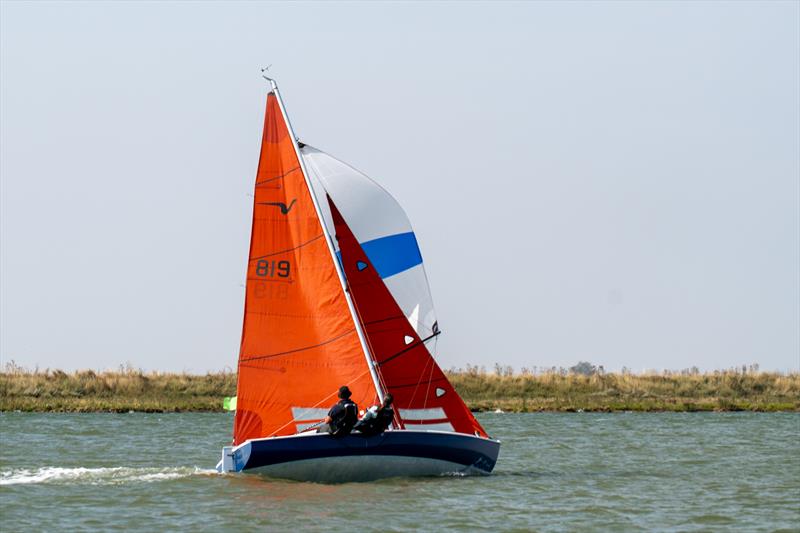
[336,232,423,279]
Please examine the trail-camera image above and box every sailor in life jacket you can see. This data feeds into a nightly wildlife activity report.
[354,393,394,436]
[318,385,359,437]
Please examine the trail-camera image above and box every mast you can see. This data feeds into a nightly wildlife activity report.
[262,73,385,404]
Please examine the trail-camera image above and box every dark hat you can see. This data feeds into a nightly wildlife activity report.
[338,385,352,399]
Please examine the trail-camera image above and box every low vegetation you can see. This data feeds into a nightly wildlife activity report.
[0,365,236,412]
[448,364,799,412]
[1,362,797,413]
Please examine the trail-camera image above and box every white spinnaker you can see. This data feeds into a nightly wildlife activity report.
[302,145,438,339]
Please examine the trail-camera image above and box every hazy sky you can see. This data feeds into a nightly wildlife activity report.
[1,1,798,373]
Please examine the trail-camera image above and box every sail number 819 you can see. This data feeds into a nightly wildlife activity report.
[255,260,290,278]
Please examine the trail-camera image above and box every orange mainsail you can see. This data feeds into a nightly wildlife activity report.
[233,93,377,445]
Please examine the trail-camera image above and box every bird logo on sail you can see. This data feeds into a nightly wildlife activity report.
[259,199,297,215]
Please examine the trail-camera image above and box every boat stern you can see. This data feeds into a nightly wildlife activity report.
[216,442,251,473]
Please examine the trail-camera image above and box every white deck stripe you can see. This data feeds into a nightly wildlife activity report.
[403,422,455,432]
[399,407,447,421]
[291,407,329,420]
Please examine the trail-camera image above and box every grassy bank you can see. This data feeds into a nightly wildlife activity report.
[448,370,799,412]
[2,367,798,413]
[0,369,236,412]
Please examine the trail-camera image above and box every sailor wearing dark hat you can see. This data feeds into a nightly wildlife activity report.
[317,385,359,437]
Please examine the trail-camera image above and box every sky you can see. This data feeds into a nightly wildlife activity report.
[1,1,798,373]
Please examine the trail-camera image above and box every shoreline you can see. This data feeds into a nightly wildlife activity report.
[1,370,797,413]
[2,403,797,414]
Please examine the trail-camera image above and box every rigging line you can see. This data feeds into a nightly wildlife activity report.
[362,315,408,327]
[249,234,324,261]
[422,350,437,411]
[336,245,390,402]
[405,354,433,415]
[265,366,374,438]
[353,299,396,426]
[376,331,442,367]
[255,166,301,186]
[239,328,356,363]
[359,310,435,336]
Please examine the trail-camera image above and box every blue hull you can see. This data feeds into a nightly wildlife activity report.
[219,430,500,483]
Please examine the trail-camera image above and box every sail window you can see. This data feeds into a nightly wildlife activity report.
[403,335,414,345]
[356,261,368,271]
[404,422,455,432]
[435,387,446,398]
[400,407,447,420]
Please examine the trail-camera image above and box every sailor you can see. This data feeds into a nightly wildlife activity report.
[318,385,358,437]
[354,393,394,436]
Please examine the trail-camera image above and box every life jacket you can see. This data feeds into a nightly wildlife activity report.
[329,398,358,437]
[355,406,394,436]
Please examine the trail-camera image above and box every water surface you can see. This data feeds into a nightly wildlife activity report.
[1,412,798,531]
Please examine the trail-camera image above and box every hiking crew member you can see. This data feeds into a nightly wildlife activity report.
[318,385,358,437]
[354,393,394,436]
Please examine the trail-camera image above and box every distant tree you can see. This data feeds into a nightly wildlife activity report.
[569,361,597,376]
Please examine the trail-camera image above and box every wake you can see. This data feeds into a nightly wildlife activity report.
[0,466,218,486]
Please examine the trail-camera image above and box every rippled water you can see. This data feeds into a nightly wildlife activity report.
[1,412,798,531]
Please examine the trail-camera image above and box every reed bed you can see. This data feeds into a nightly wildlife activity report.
[447,368,800,412]
[1,365,797,412]
[0,367,236,412]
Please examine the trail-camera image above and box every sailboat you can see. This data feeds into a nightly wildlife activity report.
[216,75,500,482]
